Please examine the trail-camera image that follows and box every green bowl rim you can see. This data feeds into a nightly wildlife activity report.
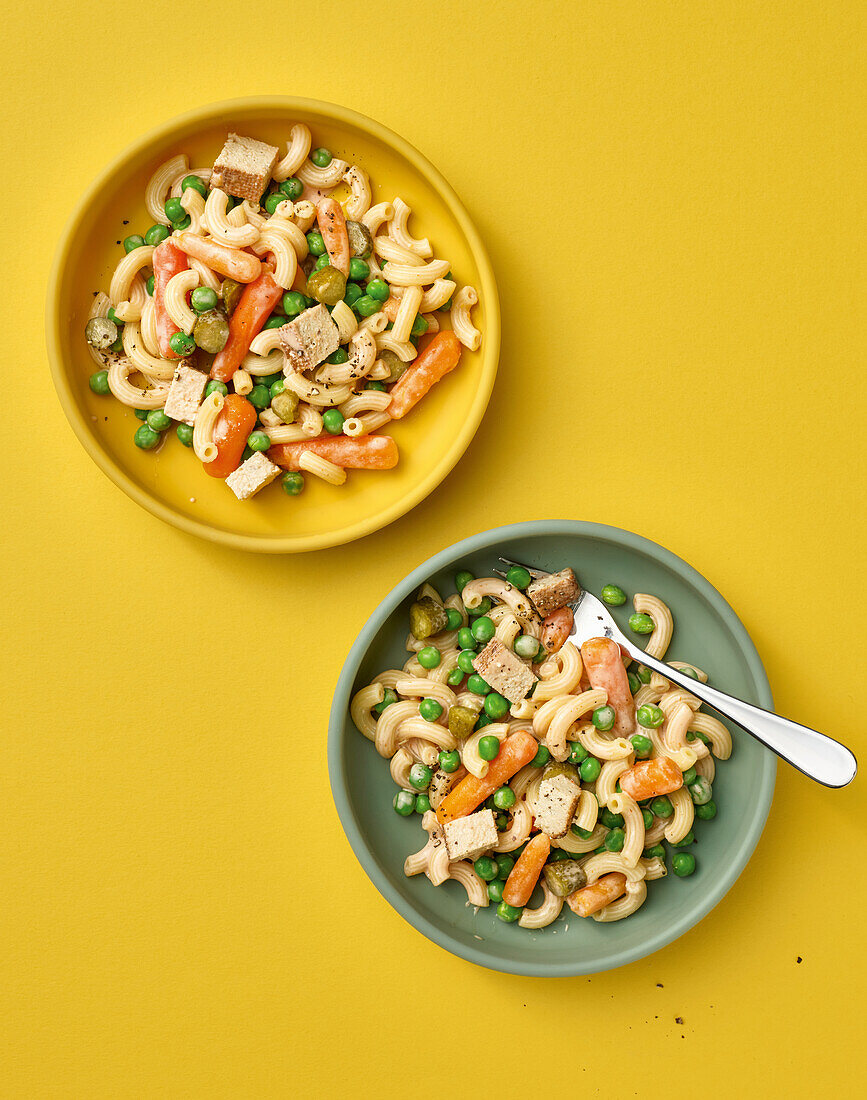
[328,519,776,976]
[44,96,501,554]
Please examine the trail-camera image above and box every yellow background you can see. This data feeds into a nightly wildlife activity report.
[2,1,864,1096]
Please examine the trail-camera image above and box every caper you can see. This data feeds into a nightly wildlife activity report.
[306,265,347,306]
[376,348,406,384]
[84,316,118,350]
[346,219,373,258]
[221,278,243,317]
[192,309,230,354]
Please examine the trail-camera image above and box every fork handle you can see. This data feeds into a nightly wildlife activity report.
[623,644,857,788]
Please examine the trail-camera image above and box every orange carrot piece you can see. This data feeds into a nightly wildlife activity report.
[503,834,551,907]
[211,271,283,382]
[567,873,628,917]
[541,607,574,654]
[317,197,350,277]
[268,434,399,471]
[152,240,189,358]
[387,330,462,419]
[175,232,262,283]
[619,757,683,801]
[580,637,636,737]
[204,394,258,478]
[436,731,539,824]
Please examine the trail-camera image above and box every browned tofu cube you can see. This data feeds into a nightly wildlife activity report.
[527,568,582,617]
[279,304,340,372]
[211,133,279,202]
[472,639,537,705]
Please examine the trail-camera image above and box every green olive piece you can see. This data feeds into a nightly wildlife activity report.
[541,761,581,785]
[221,278,243,317]
[377,348,407,384]
[346,219,373,257]
[192,310,230,354]
[408,596,448,640]
[271,390,299,425]
[84,316,118,350]
[447,705,478,741]
[542,859,587,897]
[307,265,347,307]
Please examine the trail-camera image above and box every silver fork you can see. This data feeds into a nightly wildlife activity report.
[498,558,857,788]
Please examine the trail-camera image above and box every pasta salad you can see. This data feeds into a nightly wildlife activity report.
[84,127,482,501]
[351,563,730,929]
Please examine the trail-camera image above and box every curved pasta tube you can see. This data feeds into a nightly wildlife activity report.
[402,655,426,677]
[86,293,114,366]
[106,357,169,409]
[664,785,695,843]
[262,214,308,261]
[608,792,645,867]
[592,880,647,922]
[374,331,417,363]
[164,269,199,334]
[494,613,522,649]
[282,372,353,408]
[633,674,670,708]
[531,697,574,740]
[461,577,541,630]
[373,669,405,690]
[272,124,312,181]
[393,279,457,312]
[453,691,484,715]
[494,799,533,852]
[188,258,221,292]
[461,723,510,779]
[339,390,391,417]
[389,746,413,788]
[668,661,708,683]
[203,188,260,247]
[633,593,674,660]
[552,822,605,855]
[112,275,148,323]
[447,861,488,906]
[519,879,564,929]
[510,763,543,800]
[532,643,583,702]
[374,236,424,266]
[387,197,432,257]
[330,300,358,344]
[397,718,456,751]
[139,298,159,356]
[249,329,284,356]
[426,648,461,686]
[595,759,629,808]
[358,311,389,335]
[659,701,701,770]
[545,690,608,761]
[390,285,423,344]
[121,322,175,381]
[640,855,667,880]
[644,816,667,846]
[576,721,634,761]
[168,166,211,197]
[109,245,156,306]
[342,165,371,219]
[180,187,206,235]
[694,754,715,782]
[509,698,537,721]
[362,201,394,235]
[450,285,481,351]
[193,390,224,462]
[317,329,377,385]
[373,700,418,758]
[297,156,348,189]
[394,678,456,709]
[145,154,188,226]
[383,258,451,287]
[689,712,733,759]
[583,851,647,886]
[298,450,346,485]
[351,682,385,740]
[252,229,298,289]
[574,788,599,832]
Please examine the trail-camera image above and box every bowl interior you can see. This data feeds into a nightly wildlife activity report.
[330,522,775,976]
[48,99,498,552]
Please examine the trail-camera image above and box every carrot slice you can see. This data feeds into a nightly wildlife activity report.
[387,330,462,419]
[436,731,538,824]
[567,873,628,916]
[152,240,189,358]
[580,637,636,737]
[211,271,283,382]
[502,833,550,907]
[317,197,350,277]
[203,394,257,478]
[619,757,683,801]
[175,232,262,283]
[541,607,574,654]
[268,435,399,470]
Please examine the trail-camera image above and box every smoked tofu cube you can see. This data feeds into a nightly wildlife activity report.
[211,132,279,202]
[443,809,499,863]
[527,568,582,617]
[535,774,582,839]
[279,305,340,372]
[163,363,207,426]
[225,451,281,501]
[472,639,537,705]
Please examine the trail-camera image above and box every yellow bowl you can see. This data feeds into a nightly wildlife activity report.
[46,97,500,553]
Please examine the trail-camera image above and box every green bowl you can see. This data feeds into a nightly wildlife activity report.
[329,521,776,976]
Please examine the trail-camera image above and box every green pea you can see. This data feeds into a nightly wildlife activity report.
[600,808,624,829]
[411,314,428,337]
[644,844,666,860]
[322,409,345,435]
[571,824,593,839]
[592,705,616,732]
[680,666,701,680]
[343,282,364,307]
[311,147,332,167]
[444,607,463,632]
[651,796,674,818]
[688,777,713,805]
[478,735,500,761]
[627,670,641,694]
[169,331,195,356]
[134,408,148,420]
[123,234,146,253]
[414,794,431,814]
[686,730,712,746]
[550,849,572,862]
[531,744,551,768]
[347,257,369,282]
[568,741,588,765]
[695,799,717,820]
[638,665,652,684]
[637,704,665,728]
[487,879,505,903]
[474,855,498,881]
[641,807,654,829]
[670,830,694,847]
[106,305,123,327]
[146,410,172,432]
[188,286,217,315]
[366,278,390,302]
[672,852,696,877]
[176,423,194,447]
[682,766,697,785]
[373,688,398,716]
[468,597,493,617]
[248,384,271,410]
[409,763,432,790]
[89,370,110,395]
[354,295,380,317]
[630,734,653,758]
[164,197,185,223]
[455,570,474,592]
[484,693,510,720]
[393,791,415,816]
[579,756,601,782]
[365,380,386,392]
[457,627,476,651]
[444,669,463,689]
[262,315,284,330]
[327,347,349,365]
[438,750,461,773]
[601,584,627,606]
[497,900,522,923]
[629,612,655,635]
[471,615,495,644]
[270,380,285,400]
[306,230,326,256]
[495,855,514,880]
[466,674,490,696]
[417,646,441,670]
[247,431,271,452]
[604,828,625,852]
[240,446,254,463]
[144,223,170,246]
[133,424,160,450]
[205,380,228,398]
[457,649,477,674]
[263,192,283,215]
[181,174,207,198]
[419,698,443,722]
[171,215,192,231]
[514,634,539,659]
[279,177,303,200]
[498,565,530,590]
[282,290,307,317]
[494,812,509,830]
